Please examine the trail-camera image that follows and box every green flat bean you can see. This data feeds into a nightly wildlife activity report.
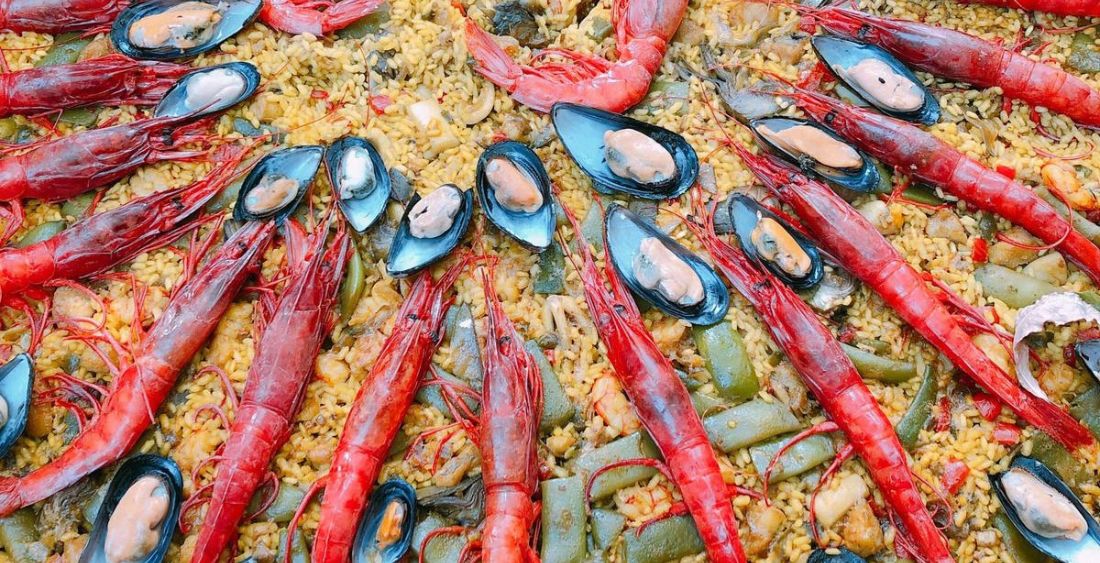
[0,118,18,140]
[445,304,483,390]
[901,184,945,206]
[14,221,65,248]
[703,399,800,453]
[622,515,705,563]
[992,511,1052,563]
[569,432,659,500]
[975,264,1059,308]
[417,365,479,416]
[692,321,758,402]
[412,512,467,562]
[0,508,47,563]
[1068,31,1100,75]
[540,476,587,563]
[59,107,98,128]
[534,241,566,294]
[587,16,613,41]
[82,482,108,527]
[639,81,690,115]
[895,366,937,451]
[276,528,309,563]
[690,390,725,417]
[340,246,366,320]
[590,508,626,551]
[1036,187,1100,246]
[335,2,391,39]
[1070,384,1100,441]
[750,434,835,482]
[205,179,244,213]
[525,340,575,433]
[580,204,604,251]
[61,193,96,222]
[34,33,90,68]
[841,343,917,383]
[1030,432,1090,491]
[261,484,305,523]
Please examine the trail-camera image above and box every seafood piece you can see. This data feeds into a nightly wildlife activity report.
[464,0,689,113]
[1012,293,1100,401]
[728,195,824,289]
[0,220,277,517]
[798,6,1100,128]
[807,548,866,562]
[812,36,940,124]
[604,204,729,324]
[0,55,190,119]
[352,480,417,563]
[153,62,260,120]
[0,355,32,459]
[261,0,386,35]
[809,269,856,313]
[475,141,555,250]
[80,455,183,563]
[750,117,881,193]
[552,103,699,199]
[0,0,127,33]
[112,0,262,61]
[305,261,468,563]
[233,146,324,222]
[955,0,1100,16]
[991,456,1100,561]
[326,137,392,234]
[386,185,473,276]
[558,200,747,563]
[685,189,951,562]
[189,220,349,563]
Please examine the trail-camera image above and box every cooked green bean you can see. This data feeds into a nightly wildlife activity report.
[587,16,614,41]
[0,509,47,563]
[335,2,391,38]
[61,193,96,222]
[639,81,690,115]
[569,432,659,500]
[902,184,945,206]
[841,343,917,383]
[82,482,108,527]
[59,107,98,128]
[276,529,309,563]
[206,179,244,213]
[416,366,479,416]
[34,33,90,68]
[895,366,937,451]
[14,221,65,248]
[445,304,484,389]
[525,340,575,433]
[590,508,627,551]
[1068,31,1100,74]
[534,241,566,295]
[1070,384,1100,441]
[992,511,1051,563]
[750,434,835,482]
[975,264,1059,308]
[1030,432,1090,491]
[580,204,604,251]
[622,514,705,563]
[0,118,18,140]
[412,512,467,560]
[692,321,758,402]
[540,476,587,563]
[260,484,304,523]
[340,246,366,320]
[703,399,800,453]
[1036,187,1100,246]
[690,390,725,417]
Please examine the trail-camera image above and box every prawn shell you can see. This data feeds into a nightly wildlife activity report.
[111,0,262,61]
[351,479,418,563]
[728,194,825,290]
[0,354,33,459]
[475,141,556,251]
[79,454,184,563]
[325,136,392,234]
[812,35,941,125]
[385,186,474,277]
[990,456,1100,562]
[749,117,882,194]
[604,203,729,325]
[550,102,699,200]
[232,145,324,223]
[154,61,260,120]
[807,547,866,563]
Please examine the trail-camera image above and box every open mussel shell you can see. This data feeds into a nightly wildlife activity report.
[112,0,262,61]
[550,102,698,200]
[604,204,729,325]
[233,146,324,222]
[750,117,881,194]
[728,194,824,290]
[475,141,555,251]
[0,354,32,458]
[325,137,391,234]
[154,61,260,120]
[386,185,474,277]
[807,547,866,563]
[812,35,940,125]
[352,479,418,563]
[1075,339,1100,378]
[80,455,184,563]
[991,456,1100,562]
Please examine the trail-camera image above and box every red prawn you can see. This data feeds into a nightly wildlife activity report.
[0,0,127,33]
[956,0,1100,17]
[260,0,387,35]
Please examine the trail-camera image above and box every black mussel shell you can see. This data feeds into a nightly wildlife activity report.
[728,194,824,290]
[475,141,555,251]
[604,204,729,325]
[551,103,698,200]
[325,137,391,234]
[812,35,940,125]
[807,548,866,563]
[0,354,32,458]
[1076,339,1100,378]
[112,0,262,61]
[80,455,184,563]
[352,479,418,563]
[750,116,881,194]
[233,146,324,222]
[154,62,260,120]
[386,185,474,277]
[991,456,1100,562]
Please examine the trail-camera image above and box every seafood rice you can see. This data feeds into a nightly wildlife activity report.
[0,0,1099,561]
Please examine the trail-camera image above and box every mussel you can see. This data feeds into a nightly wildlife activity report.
[153,62,260,120]
[728,195,824,290]
[604,204,729,325]
[111,0,262,61]
[750,117,882,194]
[475,141,555,250]
[991,456,1100,562]
[233,146,324,222]
[352,479,417,563]
[1075,339,1100,378]
[0,354,32,458]
[812,35,940,125]
[79,455,183,563]
[807,547,866,563]
[551,103,698,200]
[325,137,392,234]
[386,184,474,276]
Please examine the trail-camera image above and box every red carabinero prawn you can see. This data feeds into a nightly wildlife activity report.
[0,0,127,33]
[957,0,1100,17]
